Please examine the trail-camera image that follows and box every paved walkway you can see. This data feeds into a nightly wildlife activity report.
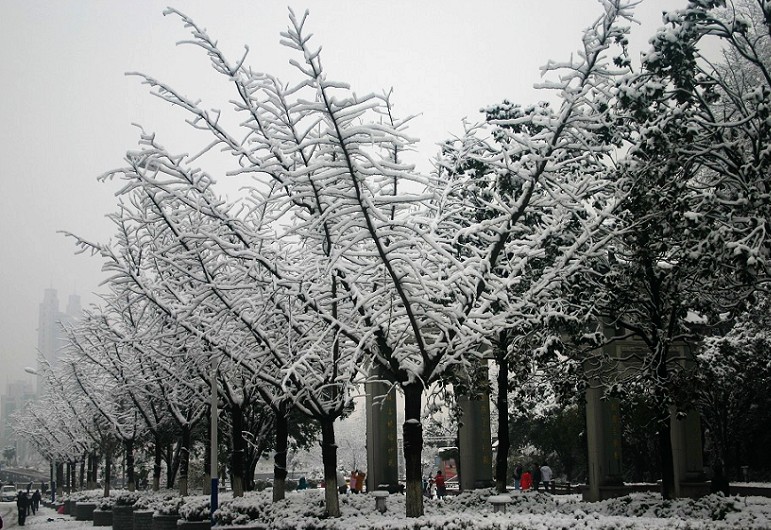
[0,502,91,529]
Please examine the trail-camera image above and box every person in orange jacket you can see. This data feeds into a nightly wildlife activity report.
[520,469,533,491]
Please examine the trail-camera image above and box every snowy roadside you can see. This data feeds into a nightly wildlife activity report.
[9,489,771,529]
[5,504,91,529]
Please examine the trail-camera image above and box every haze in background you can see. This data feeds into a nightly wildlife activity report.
[0,0,684,387]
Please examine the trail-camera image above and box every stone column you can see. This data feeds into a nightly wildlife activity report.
[458,391,494,490]
[457,359,493,490]
[669,343,708,499]
[365,369,399,492]
[584,384,624,501]
[671,409,708,498]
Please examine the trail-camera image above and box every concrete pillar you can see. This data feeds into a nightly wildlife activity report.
[456,359,493,490]
[584,385,624,501]
[671,409,708,498]
[365,372,399,492]
[458,391,494,490]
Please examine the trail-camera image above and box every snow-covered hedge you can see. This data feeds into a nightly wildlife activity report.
[209,489,771,529]
[178,495,211,521]
[114,490,141,506]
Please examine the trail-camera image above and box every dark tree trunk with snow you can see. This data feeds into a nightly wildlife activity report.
[79,454,86,489]
[91,452,99,489]
[178,425,191,496]
[55,462,64,498]
[153,434,162,491]
[125,438,136,491]
[656,352,675,499]
[320,416,340,517]
[273,410,289,502]
[403,383,424,517]
[103,452,111,498]
[230,404,246,497]
[166,441,176,489]
[203,425,211,496]
[495,333,511,493]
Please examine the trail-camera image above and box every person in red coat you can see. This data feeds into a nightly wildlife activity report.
[520,470,533,491]
[434,470,447,499]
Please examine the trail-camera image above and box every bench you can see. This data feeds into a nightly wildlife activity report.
[487,494,512,513]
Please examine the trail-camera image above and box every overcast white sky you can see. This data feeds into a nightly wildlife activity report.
[0,0,685,388]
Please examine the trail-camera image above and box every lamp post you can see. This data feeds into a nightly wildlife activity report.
[210,359,218,526]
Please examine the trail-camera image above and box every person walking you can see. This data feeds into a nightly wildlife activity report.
[17,491,29,526]
[512,463,523,490]
[520,469,533,491]
[336,469,347,494]
[532,462,542,492]
[434,470,447,500]
[31,489,41,515]
[540,462,553,493]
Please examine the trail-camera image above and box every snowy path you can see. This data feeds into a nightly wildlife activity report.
[3,504,91,529]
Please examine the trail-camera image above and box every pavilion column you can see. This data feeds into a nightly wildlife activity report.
[458,360,494,490]
[584,383,624,501]
[365,366,399,492]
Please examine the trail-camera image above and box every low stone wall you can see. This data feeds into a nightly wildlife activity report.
[177,521,211,529]
[152,513,181,530]
[93,508,113,527]
[113,504,135,530]
[75,502,96,521]
[133,509,153,530]
[730,484,771,497]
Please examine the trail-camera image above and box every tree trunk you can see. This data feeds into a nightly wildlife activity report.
[403,382,424,518]
[273,409,289,502]
[659,409,675,499]
[56,462,64,498]
[85,453,92,489]
[90,452,99,489]
[153,434,162,491]
[178,425,191,496]
[230,404,246,497]
[125,439,136,492]
[103,451,112,497]
[166,441,176,489]
[656,347,675,499]
[203,427,211,496]
[495,343,511,493]
[320,416,341,517]
[80,454,86,490]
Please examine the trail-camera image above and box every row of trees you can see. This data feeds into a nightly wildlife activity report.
[13,0,770,517]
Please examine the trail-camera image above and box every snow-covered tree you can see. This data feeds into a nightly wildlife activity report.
[560,0,771,498]
[435,0,636,493]
[695,291,771,484]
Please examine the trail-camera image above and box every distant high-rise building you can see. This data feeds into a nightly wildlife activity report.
[35,289,81,395]
[0,379,36,466]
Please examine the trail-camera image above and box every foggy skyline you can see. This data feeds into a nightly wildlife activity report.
[0,0,683,387]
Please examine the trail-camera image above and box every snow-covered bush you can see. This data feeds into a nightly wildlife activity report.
[96,496,114,511]
[155,494,185,516]
[600,492,740,521]
[69,489,105,503]
[114,490,141,506]
[178,495,210,521]
[215,491,279,526]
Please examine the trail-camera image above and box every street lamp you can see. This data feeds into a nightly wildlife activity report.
[210,358,219,527]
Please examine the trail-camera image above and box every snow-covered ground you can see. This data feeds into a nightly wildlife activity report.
[9,489,771,529]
